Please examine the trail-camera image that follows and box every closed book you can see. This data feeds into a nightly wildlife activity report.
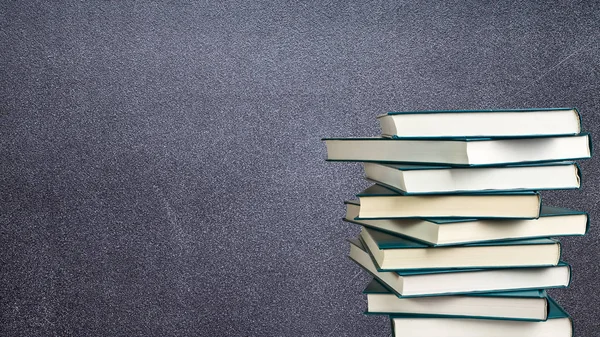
[378,108,581,138]
[390,297,571,337]
[348,239,570,297]
[356,184,541,219]
[361,227,561,270]
[322,134,591,166]
[363,161,581,194]
[344,200,588,246]
[364,278,549,321]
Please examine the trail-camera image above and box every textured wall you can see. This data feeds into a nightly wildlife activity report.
[1,1,599,336]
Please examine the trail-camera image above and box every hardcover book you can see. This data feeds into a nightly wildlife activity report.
[364,278,549,321]
[377,108,582,138]
[344,200,588,246]
[356,184,542,219]
[323,133,591,166]
[360,227,561,270]
[348,239,570,297]
[362,161,581,194]
[389,297,571,337]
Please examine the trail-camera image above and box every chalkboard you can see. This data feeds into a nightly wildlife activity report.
[1,1,599,336]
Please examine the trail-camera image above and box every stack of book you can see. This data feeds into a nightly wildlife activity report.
[323,108,592,337]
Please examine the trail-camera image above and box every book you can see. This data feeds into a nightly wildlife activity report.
[356,184,541,219]
[390,297,571,337]
[344,200,588,246]
[364,278,549,321]
[361,227,561,270]
[323,134,591,166]
[348,239,570,297]
[378,108,581,138]
[363,161,580,194]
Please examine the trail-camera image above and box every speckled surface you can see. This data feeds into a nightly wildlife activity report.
[1,1,599,336]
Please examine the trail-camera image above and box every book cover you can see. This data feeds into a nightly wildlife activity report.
[364,161,581,195]
[347,238,571,297]
[344,200,588,246]
[355,184,543,220]
[366,226,559,250]
[357,183,542,198]
[363,278,547,299]
[363,279,549,321]
[386,296,568,322]
[379,108,582,140]
[323,133,592,167]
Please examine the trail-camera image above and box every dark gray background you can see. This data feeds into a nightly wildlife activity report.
[1,1,599,336]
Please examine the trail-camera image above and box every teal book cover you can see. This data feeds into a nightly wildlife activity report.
[359,231,561,271]
[386,296,567,322]
[363,278,547,298]
[546,297,570,319]
[344,199,588,247]
[342,200,590,247]
[347,238,571,297]
[393,260,570,276]
[364,279,549,321]
[428,206,587,224]
[357,183,541,197]
[356,183,539,198]
[365,161,582,195]
[374,160,577,171]
[355,184,543,220]
[384,107,579,115]
[323,133,592,167]
[350,237,569,275]
[382,108,583,140]
[344,200,589,225]
[365,226,559,250]
[323,133,590,143]
[387,296,569,319]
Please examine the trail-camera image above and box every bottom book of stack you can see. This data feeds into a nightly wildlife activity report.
[387,299,571,337]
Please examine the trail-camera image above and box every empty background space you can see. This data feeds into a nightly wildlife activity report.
[1,1,599,336]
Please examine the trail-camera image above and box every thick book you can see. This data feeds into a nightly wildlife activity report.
[344,200,588,246]
[364,278,549,321]
[390,297,571,337]
[361,227,561,270]
[363,161,581,194]
[323,134,591,166]
[378,108,581,138]
[356,184,541,219]
[348,239,571,297]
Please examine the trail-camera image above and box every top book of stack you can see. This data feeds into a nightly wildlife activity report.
[378,108,581,139]
[323,108,592,167]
